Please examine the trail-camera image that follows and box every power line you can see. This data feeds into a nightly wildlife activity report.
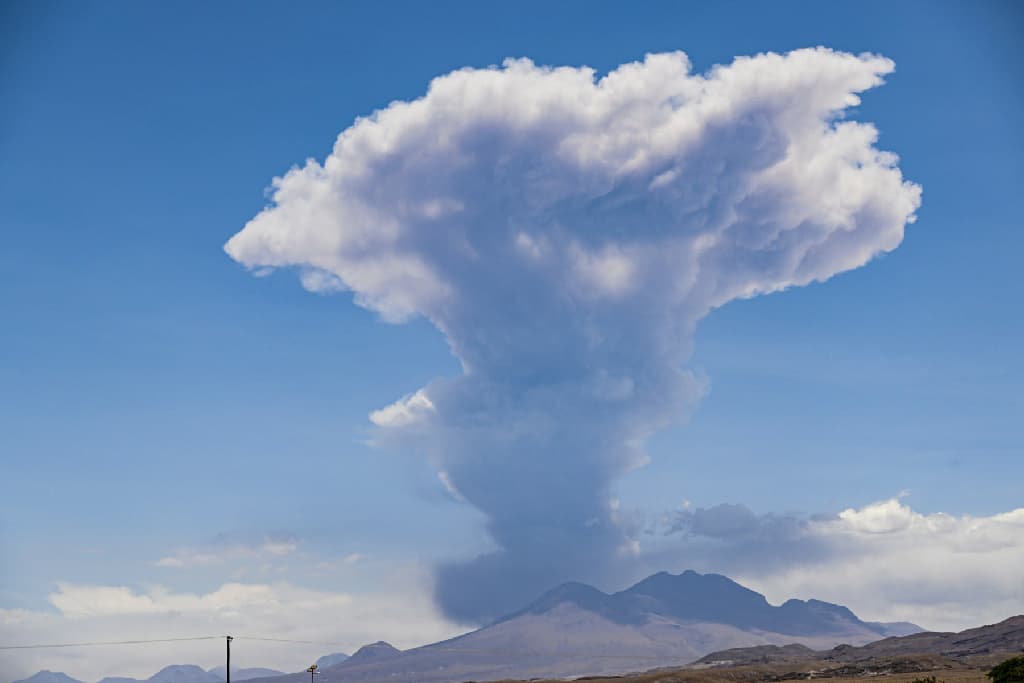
[0,635,339,651]
[0,636,222,650]
[231,638,690,660]
[233,636,347,646]
[0,635,697,661]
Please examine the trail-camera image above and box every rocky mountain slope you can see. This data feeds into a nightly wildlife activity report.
[313,653,348,669]
[696,614,1024,668]
[250,570,920,683]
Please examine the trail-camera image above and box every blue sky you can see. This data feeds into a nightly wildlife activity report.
[1,1,1022,679]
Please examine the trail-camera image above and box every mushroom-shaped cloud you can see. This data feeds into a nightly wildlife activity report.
[226,48,921,624]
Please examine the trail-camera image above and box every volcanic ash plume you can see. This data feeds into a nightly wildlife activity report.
[225,48,921,623]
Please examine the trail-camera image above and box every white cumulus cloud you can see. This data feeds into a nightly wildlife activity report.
[369,389,436,428]
[0,569,463,683]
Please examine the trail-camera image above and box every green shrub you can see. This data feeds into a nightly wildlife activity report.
[988,655,1024,683]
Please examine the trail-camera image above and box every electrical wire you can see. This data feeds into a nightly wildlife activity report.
[0,636,222,650]
[233,636,346,646]
[232,638,695,660]
[0,634,697,661]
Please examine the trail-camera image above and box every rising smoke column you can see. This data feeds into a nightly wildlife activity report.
[225,49,921,623]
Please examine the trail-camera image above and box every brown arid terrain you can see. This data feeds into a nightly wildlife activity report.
[504,661,994,683]
[478,654,998,683]
[474,616,1024,683]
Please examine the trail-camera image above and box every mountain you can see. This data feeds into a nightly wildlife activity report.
[866,620,925,637]
[10,570,933,683]
[693,642,819,666]
[208,667,285,680]
[99,663,218,683]
[12,673,85,683]
[825,614,1024,663]
[697,615,1024,665]
[344,642,401,665]
[503,570,916,640]
[314,653,349,669]
[468,616,1024,683]
[95,665,219,683]
[92,663,285,683]
[141,666,218,683]
[19,662,285,683]
[252,570,920,683]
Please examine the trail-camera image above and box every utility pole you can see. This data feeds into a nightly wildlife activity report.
[226,636,233,683]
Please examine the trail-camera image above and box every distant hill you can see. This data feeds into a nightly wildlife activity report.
[314,653,349,669]
[146,666,219,683]
[95,665,219,683]
[827,614,1024,663]
[95,663,284,683]
[694,642,819,666]
[207,667,285,680]
[463,616,1024,683]
[697,614,1024,667]
[12,672,86,683]
[344,642,401,665]
[865,621,925,638]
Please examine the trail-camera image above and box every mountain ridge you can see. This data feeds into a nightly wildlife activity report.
[12,673,87,683]
[694,614,1024,669]
[314,653,348,669]
[499,569,912,638]
[8,570,927,683]
[247,570,922,683]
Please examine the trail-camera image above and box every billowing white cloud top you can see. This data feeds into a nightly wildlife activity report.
[226,48,922,623]
[227,49,919,330]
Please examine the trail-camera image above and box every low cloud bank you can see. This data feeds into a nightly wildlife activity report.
[0,570,462,683]
[662,497,1024,631]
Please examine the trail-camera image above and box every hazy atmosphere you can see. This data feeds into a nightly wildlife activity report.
[1,2,1022,682]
